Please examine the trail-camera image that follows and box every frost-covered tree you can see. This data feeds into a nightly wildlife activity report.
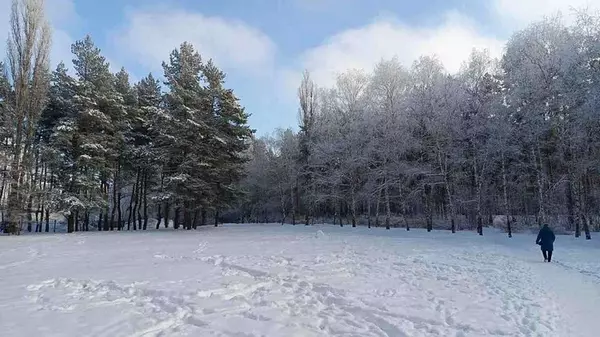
[4,5,600,240]
[133,73,162,230]
[65,36,121,232]
[456,49,502,235]
[235,9,600,239]
[38,62,77,232]
[4,0,51,234]
[297,70,318,225]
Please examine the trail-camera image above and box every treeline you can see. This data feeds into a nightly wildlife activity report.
[1,0,253,234]
[235,12,600,239]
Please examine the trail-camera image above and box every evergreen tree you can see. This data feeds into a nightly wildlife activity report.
[38,63,78,232]
[201,60,253,226]
[159,42,207,229]
[135,73,163,229]
[60,35,120,232]
[111,68,136,230]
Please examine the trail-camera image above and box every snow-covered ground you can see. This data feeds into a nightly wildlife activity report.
[1,224,600,337]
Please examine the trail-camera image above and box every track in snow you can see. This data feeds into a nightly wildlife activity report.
[1,224,599,337]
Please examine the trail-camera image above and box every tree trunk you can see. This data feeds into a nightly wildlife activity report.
[38,204,44,233]
[156,171,165,229]
[67,213,74,233]
[37,162,47,233]
[26,194,33,232]
[474,157,483,236]
[572,178,581,238]
[566,182,575,233]
[403,204,410,231]
[214,210,219,227]
[444,173,456,233]
[583,216,592,240]
[294,179,300,225]
[142,171,148,230]
[425,184,433,232]
[385,182,391,230]
[333,201,337,226]
[174,206,180,230]
[502,152,512,238]
[84,211,90,232]
[44,208,50,233]
[6,137,24,235]
[102,181,109,231]
[136,172,143,230]
[184,204,191,230]
[26,155,38,233]
[103,211,108,233]
[130,170,140,230]
[582,173,592,240]
[307,182,316,226]
[0,162,8,212]
[127,193,134,230]
[290,184,296,226]
[110,163,118,231]
[164,202,170,229]
[34,209,39,233]
[338,200,343,228]
[367,199,372,229]
[436,146,456,233]
[532,146,545,227]
[351,187,357,228]
[117,188,122,230]
[279,183,287,225]
[74,210,79,232]
[375,186,381,227]
[201,209,207,226]
[156,203,162,230]
[193,209,199,229]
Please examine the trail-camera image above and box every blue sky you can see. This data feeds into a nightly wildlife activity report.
[1,0,597,135]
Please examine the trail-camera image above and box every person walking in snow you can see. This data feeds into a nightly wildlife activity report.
[536,224,556,262]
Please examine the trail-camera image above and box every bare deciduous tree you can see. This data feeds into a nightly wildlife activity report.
[4,0,51,234]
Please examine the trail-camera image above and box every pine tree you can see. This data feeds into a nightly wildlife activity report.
[64,35,120,232]
[38,63,77,232]
[110,68,136,230]
[160,42,208,229]
[135,73,162,229]
[159,43,253,229]
[40,62,79,230]
[201,60,253,225]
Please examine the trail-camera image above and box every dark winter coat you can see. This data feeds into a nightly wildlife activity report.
[536,225,555,251]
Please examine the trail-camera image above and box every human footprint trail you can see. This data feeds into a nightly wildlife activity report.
[1,224,599,336]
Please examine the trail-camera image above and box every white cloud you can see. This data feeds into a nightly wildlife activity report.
[282,0,600,91]
[493,0,600,28]
[285,11,505,89]
[111,6,277,76]
[45,0,79,27]
[0,0,78,68]
[50,28,76,67]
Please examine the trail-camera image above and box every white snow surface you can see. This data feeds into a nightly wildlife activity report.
[1,224,600,337]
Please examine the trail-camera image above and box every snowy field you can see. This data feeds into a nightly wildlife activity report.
[1,224,600,337]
